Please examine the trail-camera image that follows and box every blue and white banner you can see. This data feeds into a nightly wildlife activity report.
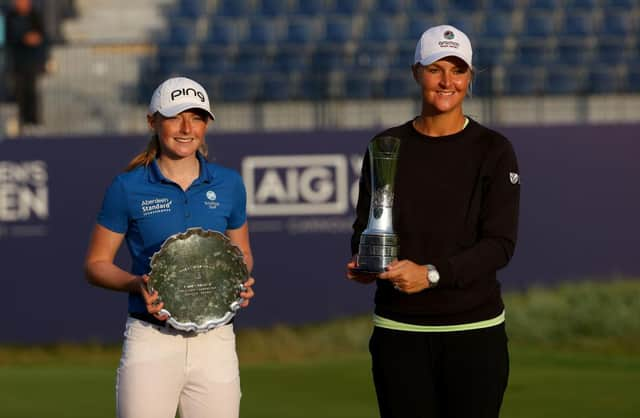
[1,124,639,343]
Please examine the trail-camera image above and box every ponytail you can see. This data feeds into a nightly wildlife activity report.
[126,134,160,171]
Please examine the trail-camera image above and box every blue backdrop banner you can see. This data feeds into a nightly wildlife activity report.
[1,124,639,343]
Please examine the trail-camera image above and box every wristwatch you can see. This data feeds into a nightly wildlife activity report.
[426,264,440,288]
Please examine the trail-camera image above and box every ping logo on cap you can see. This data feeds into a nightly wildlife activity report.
[170,88,206,103]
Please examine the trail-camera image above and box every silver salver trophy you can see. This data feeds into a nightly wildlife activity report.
[147,228,248,333]
[352,136,401,273]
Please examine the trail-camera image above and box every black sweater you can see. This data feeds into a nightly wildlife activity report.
[351,118,520,326]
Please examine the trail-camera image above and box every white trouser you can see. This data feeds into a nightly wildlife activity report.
[116,317,241,418]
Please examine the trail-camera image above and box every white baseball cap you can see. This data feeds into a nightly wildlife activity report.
[149,77,215,120]
[414,25,473,68]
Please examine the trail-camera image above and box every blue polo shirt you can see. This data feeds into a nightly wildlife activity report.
[97,153,247,314]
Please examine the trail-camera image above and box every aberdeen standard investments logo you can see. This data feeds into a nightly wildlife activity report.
[242,155,349,216]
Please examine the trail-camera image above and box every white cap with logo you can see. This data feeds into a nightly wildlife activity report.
[414,25,473,68]
[149,76,215,120]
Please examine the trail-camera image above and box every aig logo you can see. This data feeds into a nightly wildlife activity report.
[242,155,348,216]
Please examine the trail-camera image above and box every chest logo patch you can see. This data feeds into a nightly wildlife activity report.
[509,172,520,185]
[141,198,173,216]
[205,190,220,209]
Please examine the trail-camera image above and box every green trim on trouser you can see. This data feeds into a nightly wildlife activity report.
[373,310,505,332]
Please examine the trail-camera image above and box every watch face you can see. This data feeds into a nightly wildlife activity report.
[427,265,440,284]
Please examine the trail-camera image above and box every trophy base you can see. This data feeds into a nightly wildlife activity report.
[353,253,396,274]
[356,232,398,274]
[349,266,384,275]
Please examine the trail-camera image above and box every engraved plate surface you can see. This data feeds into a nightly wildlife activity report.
[148,228,248,333]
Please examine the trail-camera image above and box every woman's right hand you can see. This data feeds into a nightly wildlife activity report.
[138,275,169,320]
[346,257,378,284]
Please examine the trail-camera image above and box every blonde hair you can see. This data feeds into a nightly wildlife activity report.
[125,113,209,171]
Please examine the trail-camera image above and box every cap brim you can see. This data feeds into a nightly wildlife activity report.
[156,103,215,120]
[417,51,472,69]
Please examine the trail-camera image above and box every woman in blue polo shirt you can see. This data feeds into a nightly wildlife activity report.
[84,76,255,418]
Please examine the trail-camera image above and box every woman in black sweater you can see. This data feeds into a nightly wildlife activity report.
[347,24,520,418]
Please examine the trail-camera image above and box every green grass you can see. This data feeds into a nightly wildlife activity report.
[1,279,639,417]
[0,365,116,418]
[0,347,639,418]
[240,356,378,418]
[504,278,640,351]
[241,347,640,418]
[503,346,640,418]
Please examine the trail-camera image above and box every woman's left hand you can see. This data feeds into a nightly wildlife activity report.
[378,260,429,294]
[239,277,255,308]
[139,274,170,320]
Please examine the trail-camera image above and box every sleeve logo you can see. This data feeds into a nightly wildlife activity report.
[509,172,520,185]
